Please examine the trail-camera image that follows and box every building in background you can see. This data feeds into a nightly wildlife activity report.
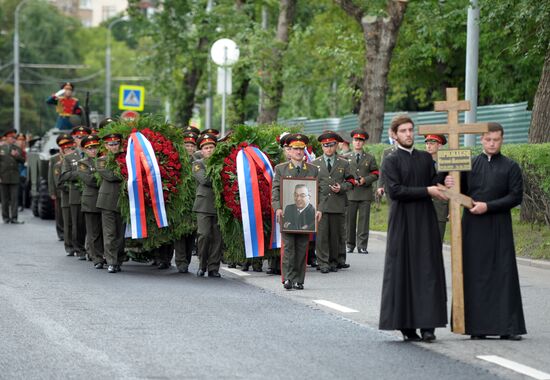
[49,0,129,27]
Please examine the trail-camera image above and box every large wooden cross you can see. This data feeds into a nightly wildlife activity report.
[418,87,489,334]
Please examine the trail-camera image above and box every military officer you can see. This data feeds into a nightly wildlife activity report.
[193,134,223,278]
[0,129,25,224]
[48,145,64,241]
[425,134,449,242]
[56,135,76,255]
[200,128,219,137]
[344,129,379,254]
[78,135,105,269]
[272,134,320,290]
[59,126,91,260]
[311,131,354,273]
[376,140,397,207]
[96,133,125,273]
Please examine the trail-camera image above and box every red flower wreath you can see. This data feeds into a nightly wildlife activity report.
[115,128,182,204]
[221,142,273,220]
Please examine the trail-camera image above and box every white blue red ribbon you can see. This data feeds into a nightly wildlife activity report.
[126,131,169,239]
[236,146,280,258]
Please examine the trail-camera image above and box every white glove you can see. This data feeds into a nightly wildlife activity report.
[55,89,65,97]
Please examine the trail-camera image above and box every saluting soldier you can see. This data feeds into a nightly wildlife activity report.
[78,135,105,269]
[48,146,64,241]
[344,129,379,254]
[173,131,199,273]
[193,134,223,278]
[425,134,449,242]
[96,133,125,273]
[59,126,91,260]
[0,129,25,224]
[56,135,76,255]
[45,82,82,130]
[311,132,354,273]
[272,134,320,290]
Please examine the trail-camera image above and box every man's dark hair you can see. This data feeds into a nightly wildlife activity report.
[485,122,504,136]
[390,114,414,134]
[294,183,308,193]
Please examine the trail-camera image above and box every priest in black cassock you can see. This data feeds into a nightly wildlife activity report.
[379,114,448,342]
[446,122,526,341]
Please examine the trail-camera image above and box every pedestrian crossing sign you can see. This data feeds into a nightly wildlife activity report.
[119,85,145,111]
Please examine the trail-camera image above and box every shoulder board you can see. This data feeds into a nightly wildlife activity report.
[193,163,202,172]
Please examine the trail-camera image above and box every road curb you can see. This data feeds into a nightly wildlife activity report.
[369,230,550,270]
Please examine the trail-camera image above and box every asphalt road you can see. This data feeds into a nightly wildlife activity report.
[0,211,547,380]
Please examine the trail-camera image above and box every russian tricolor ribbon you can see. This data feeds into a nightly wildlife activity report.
[126,131,169,239]
[236,146,281,258]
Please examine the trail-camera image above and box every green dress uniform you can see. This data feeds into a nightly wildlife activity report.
[57,154,73,254]
[378,145,397,208]
[344,151,379,252]
[78,157,104,265]
[96,156,125,268]
[193,159,222,274]
[48,154,64,240]
[272,161,319,285]
[0,143,25,223]
[174,154,196,273]
[59,150,86,257]
[311,155,353,271]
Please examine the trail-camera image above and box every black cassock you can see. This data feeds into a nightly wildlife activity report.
[379,148,447,330]
[461,153,526,336]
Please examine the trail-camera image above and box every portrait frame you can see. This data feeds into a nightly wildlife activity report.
[280,177,318,234]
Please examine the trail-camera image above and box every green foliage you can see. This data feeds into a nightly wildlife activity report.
[99,115,196,251]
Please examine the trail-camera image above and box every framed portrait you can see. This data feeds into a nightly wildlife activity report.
[280,177,318,234]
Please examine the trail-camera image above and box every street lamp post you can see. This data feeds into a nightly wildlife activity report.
[13,0,31,133]
[105,16,129,117]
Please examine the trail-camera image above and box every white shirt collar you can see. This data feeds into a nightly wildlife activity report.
[397,144,414,154]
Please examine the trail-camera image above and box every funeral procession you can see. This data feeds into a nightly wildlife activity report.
[1,1,550,379]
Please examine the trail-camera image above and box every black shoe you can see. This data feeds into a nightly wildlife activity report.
[283,280,292,290]
[316,266,321,271]
[320,268,330,274]
[253,267,263,272]
[94,263,104,269]
[346,247,354,253]
[115,265,122,272]
[421,330,436,342]
[158,262,170,270]
[401,329,422,342]
[470,335,487,340]
[150,260,159,266]
[107,265,117,273]
[293,283,304,290]
[266,268,276,275]
[500,335,522,341]
[337,263,350,269]
[228,263,237,268]
[66,252,74,257]
[58,237,64,241]
[77,255,87,261]
[3,219,10,224]
[358,248,369,254]
[241,264,249,272]
[197,269,205,277]
[329,267,338,272]
[208,270,221,278]
[178,267,189,274]
[10,219,24,224]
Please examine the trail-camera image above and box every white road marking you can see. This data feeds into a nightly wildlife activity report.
[220,267,251,277]
[313,299,359,313]
[477,355,550,380]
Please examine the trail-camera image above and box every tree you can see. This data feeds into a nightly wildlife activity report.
[530,45,550,143]
[257,0,297,123]
[334,0,407,143]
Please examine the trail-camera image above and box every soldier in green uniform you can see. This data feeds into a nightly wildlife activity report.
[311,132,354,273]
[425,134,449,242]
[172,131,199,273]
[59,126,91,260]
[272,134,320,290]
[78,135,105,269]
[96,133,125,273]
[48,147,64,240]
[344,130,379,254]
[376,138,397,208]
[56,135,76,255]
[193,134,223,278]
[0,129,25,224]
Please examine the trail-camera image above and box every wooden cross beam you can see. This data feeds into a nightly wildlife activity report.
[418,87,490,334]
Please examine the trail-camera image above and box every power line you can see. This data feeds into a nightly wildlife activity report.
[1,70,14,86]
